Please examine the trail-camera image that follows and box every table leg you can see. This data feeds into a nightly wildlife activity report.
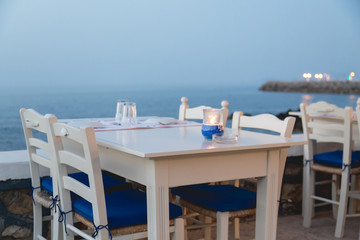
[146,160,170,240]
[255,149,280,240]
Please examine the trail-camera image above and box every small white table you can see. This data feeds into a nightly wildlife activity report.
[94,126,305,240]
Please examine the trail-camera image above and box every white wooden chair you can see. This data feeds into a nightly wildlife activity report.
[172,112,295,240]
[20,108,131,240]
[301,101,360,238]
[178,96,229,238]
[353,98,360,240]
[20,108,62,240]
[178,97,229,126]
[50,122,184,240]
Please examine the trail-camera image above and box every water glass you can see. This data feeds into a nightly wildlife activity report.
[115,99,129,124]
[121,102,137,126]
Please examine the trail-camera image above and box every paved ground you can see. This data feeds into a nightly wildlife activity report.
[188,211,359,239]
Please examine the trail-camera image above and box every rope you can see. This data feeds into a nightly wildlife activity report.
[28,186,41,206]
[342,164,351,174]
[303,159,313,167]
[58,206,73,235]
[48,195,60,213]
[92,222,112,240]
[277,198,293,213]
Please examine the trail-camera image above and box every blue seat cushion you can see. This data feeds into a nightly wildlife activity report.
[314,150,360,168]
[41,172,131,196]
[72,189,183,229]
[171,184,256,212]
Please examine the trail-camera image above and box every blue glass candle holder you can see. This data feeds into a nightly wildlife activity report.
[201,124,224,140]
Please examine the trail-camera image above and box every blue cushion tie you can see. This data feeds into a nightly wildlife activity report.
[303,159,313,167]
[92,222,112,240]
[342,164,351,172]
[29,186,41,206]
[49,195,60,213]
[58,206,73,235]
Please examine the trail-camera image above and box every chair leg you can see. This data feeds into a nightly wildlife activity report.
[233,217,240,240]
[334,169,350,238]
[332,174,339,219]
[302,159,307,217]
[173,217,185,240]
[51,207,63,240]
[204,216,212,240]
[216,211,229,240]
[183,207,188,240]
[349,175,357,214]
[303,164,314,228]
[33,204,42,240]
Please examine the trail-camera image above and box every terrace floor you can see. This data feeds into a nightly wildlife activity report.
[188,211,359,239]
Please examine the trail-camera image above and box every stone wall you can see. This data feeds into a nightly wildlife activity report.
[0,180,35,240]
[259,80,360,94]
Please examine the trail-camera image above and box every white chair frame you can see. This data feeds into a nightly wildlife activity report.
[20,108,62,240]
[177,112,295,240]
[50,122,184,240]
[353,98,360,240]
[231,112,295,240]
[178,96,229,239]
[301,101,360,238]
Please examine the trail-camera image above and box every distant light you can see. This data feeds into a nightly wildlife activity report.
[324,73,330,81]
[350,72,355,77]
[315,73,323,81]
[303,73,311,82]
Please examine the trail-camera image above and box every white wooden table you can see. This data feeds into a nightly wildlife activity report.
[90,125,306,240]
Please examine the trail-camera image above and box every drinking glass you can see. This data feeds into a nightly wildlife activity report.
[121,102,137,126]
[115,99,129,124]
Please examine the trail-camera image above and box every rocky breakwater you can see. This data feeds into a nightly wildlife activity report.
[260,81,360,94]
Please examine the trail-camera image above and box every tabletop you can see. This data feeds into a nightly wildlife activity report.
[95,126,305,158]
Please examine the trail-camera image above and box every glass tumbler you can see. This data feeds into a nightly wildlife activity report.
[115,99,129,124]
[121,102,137,126]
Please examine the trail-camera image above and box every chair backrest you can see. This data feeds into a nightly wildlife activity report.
[19,108,59,196]
[231,111,295,137]
[49,122,109,239]
[231,111,295,190]
[300,101,353,164]
[178,96,229,126]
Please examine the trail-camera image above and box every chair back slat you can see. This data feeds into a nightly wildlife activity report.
[305,101,346,117]
[28,138,50,152]
[53,123,84,143]
[300,102,353,165]
[232,112,295,137]
[308,122,345,132]
[184,105,212,120]
[309,134,344,143]
[63,176,93,202]
[22,109,53,133]
[58,151,89,174]
[31,153,52,169]
[179,97,229,126]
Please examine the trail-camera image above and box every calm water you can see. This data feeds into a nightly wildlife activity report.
[1,85,359,151]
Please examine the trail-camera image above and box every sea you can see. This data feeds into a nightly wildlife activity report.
[1,84,359,151]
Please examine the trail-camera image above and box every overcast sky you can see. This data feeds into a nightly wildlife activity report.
[0,0,359,89]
